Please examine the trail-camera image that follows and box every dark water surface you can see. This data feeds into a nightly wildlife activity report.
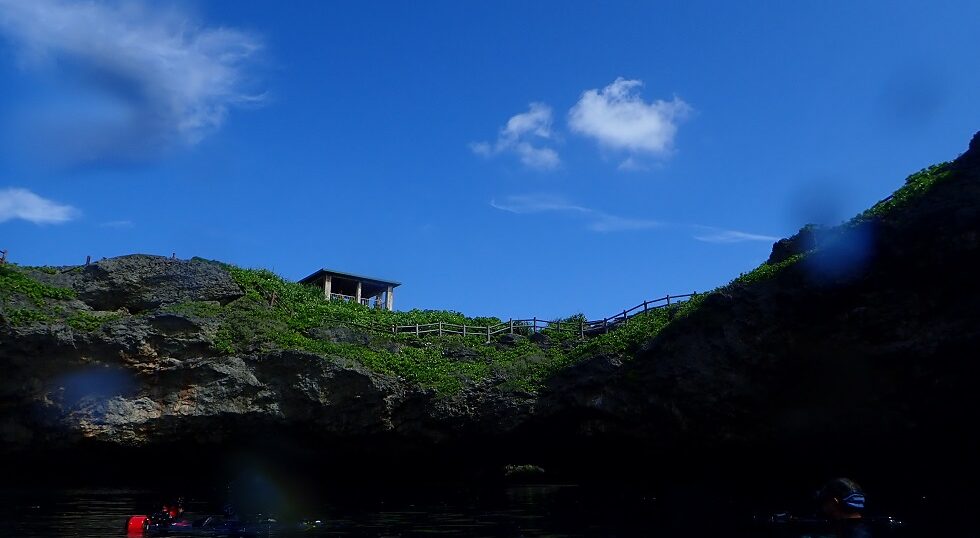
[0,484,942,537]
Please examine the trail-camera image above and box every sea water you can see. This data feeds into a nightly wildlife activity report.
[0,484,943,537]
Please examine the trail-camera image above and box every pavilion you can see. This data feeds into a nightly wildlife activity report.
[298,268,400,310]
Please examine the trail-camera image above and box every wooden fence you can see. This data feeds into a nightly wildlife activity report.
[335,293,697,344]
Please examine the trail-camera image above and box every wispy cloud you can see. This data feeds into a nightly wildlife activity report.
[693,228,780,244]
[0,187,78,224]
[471,103,560,170]
[0,0,263,163]
[492,194,779,242]
[490,194,660,232]
[490,194,589,215]
[568,78,690,168]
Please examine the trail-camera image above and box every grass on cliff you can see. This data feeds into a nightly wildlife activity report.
[0,265,121,332]
[170,261,809,393]
[0,265,76,306]
[858,162,953,220]
[66,311,123,332]
[224,266,504,329]
[178,266,575,395]
[0,265,77,326]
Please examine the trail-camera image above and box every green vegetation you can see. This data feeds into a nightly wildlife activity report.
[2,307,52,326]
[67,311,121,332]
[0,265,76,306]
[0,265,82,329]
[162,300,225,318]
[226,267,503,330]
[564,250,806,362]
[860,162,953,220]
[731,253,804,286]
[200,267,535,393]
[199,267,664,394]
[572,305,677,357]
[674,292,708,318]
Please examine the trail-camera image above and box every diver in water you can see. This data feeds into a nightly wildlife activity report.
[764,478,900,537]
[816,478,866,521]
[154,497,185,520]
[814,478,872,538]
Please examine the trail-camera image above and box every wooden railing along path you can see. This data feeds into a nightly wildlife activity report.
[333,293,698,344]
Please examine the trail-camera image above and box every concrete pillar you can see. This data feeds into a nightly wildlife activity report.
[355,281,362,304]
[323,275,332,299]
[385,286,394,310]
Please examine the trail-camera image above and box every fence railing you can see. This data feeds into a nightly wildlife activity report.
[329,293,697,344]
[329,293,374,307]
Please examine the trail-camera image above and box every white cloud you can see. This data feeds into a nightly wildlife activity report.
[0,0,263,161]
[568,78,690,165]
[471,103,560,170]
[490,194,659,232]
[693,228,779,244]
[490,194,589,215]
[0,187,78,224]
[617,156,647,171]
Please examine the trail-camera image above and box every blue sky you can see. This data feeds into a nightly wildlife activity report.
[1,1,978,319]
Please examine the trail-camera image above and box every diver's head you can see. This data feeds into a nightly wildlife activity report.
[816,478,865,520]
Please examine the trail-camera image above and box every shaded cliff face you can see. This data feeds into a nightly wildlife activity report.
[532,132,980,480]
[2,133,979,484]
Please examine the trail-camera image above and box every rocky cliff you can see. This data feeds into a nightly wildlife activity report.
[2,133,979,485]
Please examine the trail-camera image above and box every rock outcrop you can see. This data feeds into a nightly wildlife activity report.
[528,131,980,480]
[41,255,244,312]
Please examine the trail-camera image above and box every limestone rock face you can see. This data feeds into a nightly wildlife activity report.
[0,325,398,449]
[47,255,244,312]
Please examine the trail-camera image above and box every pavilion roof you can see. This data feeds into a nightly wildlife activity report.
[298,268,401,288]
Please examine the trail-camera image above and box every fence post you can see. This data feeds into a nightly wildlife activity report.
[486,324,491,344]
[509,319,514,334]
[439,322,443,336]
[463,325,467,337]
[533,317,537,333]
[643,300,648,312]
[666,294,671,306]
[622,310,627,323]
[415,324,420,337]
[603,319,608,334]
[392,324,396,335]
